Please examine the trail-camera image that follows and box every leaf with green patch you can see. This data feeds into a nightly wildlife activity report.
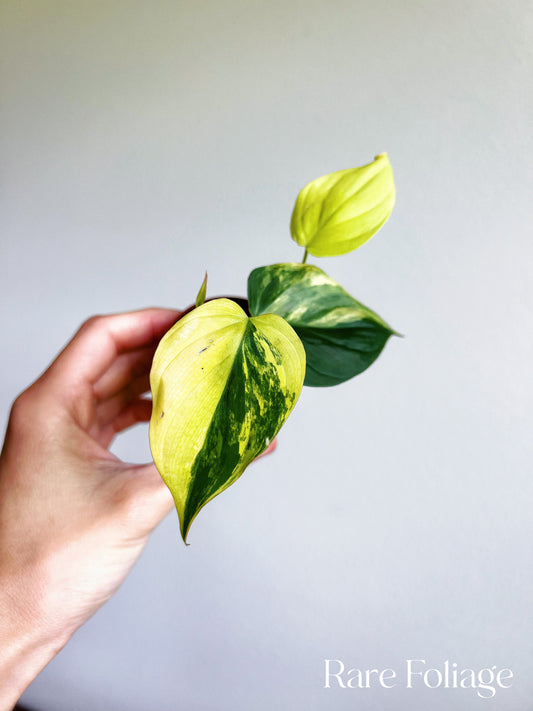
[149,298,305,542]
[248,263,398,387]
[291,153,395,257]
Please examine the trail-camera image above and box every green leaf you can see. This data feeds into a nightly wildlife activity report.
[195,271,208,307]
[248,263,397,387]
[290,153,395,257]
[149,298,305,542]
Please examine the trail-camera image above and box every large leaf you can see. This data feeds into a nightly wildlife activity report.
[290,153,395,257]
[248,263,397,387]
[149,298,305,542]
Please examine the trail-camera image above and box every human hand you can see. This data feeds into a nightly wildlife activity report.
[0,307,275,709]
[0,309,180,707]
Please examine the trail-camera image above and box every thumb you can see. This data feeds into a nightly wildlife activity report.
[121,462,175,537]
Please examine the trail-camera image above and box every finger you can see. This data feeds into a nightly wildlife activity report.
[96,397,153,448]
[95,373,151,428]
[112,398,152,434]
[93,345,156,401]
[123,463,175,535]
[49,308,181,388]
[256,438,277,460]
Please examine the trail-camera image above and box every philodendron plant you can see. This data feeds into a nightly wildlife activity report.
[149,152,399,543]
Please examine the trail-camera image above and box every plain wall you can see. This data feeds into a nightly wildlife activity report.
[1,1,532,709]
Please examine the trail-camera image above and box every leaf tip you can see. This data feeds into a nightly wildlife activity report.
[195,271,208,308]
[180,519,192,545]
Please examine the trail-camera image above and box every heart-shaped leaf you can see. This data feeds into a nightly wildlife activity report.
[248,263,397,387]
[149,298,305,542]
[290,153,395,257]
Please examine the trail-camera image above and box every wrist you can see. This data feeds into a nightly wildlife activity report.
[0,569,71,710]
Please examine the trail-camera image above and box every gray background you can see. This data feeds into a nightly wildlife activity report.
[1,1,532,709]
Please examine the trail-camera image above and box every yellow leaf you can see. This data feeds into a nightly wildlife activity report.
[290,153,395,257]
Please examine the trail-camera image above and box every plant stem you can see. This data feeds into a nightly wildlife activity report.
[302,249,308,264]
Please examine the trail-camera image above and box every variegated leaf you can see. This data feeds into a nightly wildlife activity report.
[290,153,395,257]
[149,298,305,542]
[248,263,397,387]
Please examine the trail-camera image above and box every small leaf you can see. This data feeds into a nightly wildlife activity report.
[195,271,208,307]
[248,263,398,387]
[149,298,305,542]
[290,153,395,257]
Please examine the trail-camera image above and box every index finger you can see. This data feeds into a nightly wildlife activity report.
[49,308,181,387]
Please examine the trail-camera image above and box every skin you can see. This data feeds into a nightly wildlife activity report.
[0,308,275,709]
